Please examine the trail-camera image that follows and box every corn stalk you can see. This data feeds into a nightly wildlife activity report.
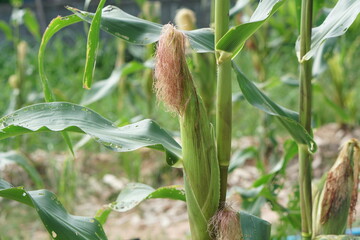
[298,0,313,239]
[215,0,232,208]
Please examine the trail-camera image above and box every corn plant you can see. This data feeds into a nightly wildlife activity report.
[1,0,360,240]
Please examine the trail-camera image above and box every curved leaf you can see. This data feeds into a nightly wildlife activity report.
[110,183,185,212]
[239,211,271,240]
[68,5,214,52]
[37,15,82,156]
[67,5,162,44]
[0,179,107,240]
[216,0,285,61]
[38,14,82,102]
[232,62,316,153]
[296,0,360,61]
[0,151,44,189]
[0,102,182,165]
[81,61,145,106]
[83,0,106,89]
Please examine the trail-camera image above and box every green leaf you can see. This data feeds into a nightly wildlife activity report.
[0,102,182,165]
[0,20,13,41]
[81,61,145,106]
[37,15,82,156]
[252,140,297,187]
[216,0,286,61]
[239,211,271,240]
[182,28,215,53]
[24,8,40,41]
[83,0,107,89]
[38,14,82,102]
[296,0,360,61]
[0,179,107,240]
[232,62,317,153]
[67,5,162,44]
[68,5,214,53]
[228,146,257,173]
[0,151,44,189]
[110,183,185,212]
[94,206,112,225]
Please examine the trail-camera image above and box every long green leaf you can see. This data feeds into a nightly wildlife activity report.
[232,62,316,153]
[0,179,107,240]
[83,0,106,89]
[38,14,82,102]
[216,0,286,61]
[111,183,185,212]
[81,61,145,106]
[37,14,82,156]
[0,151,44,189]
[67,5,214,52]
[296,0,360,61]
[0,102,182,165]
[67,5,162,44]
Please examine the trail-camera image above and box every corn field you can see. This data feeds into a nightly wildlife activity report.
[0,0,360,239]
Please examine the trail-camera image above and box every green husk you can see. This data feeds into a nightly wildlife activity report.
[154,24,220,239]
[181,88,220,239]
[313,138,360,237]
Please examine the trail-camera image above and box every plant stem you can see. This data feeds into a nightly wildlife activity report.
[298,0,313,239]
[215,0,231,208]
